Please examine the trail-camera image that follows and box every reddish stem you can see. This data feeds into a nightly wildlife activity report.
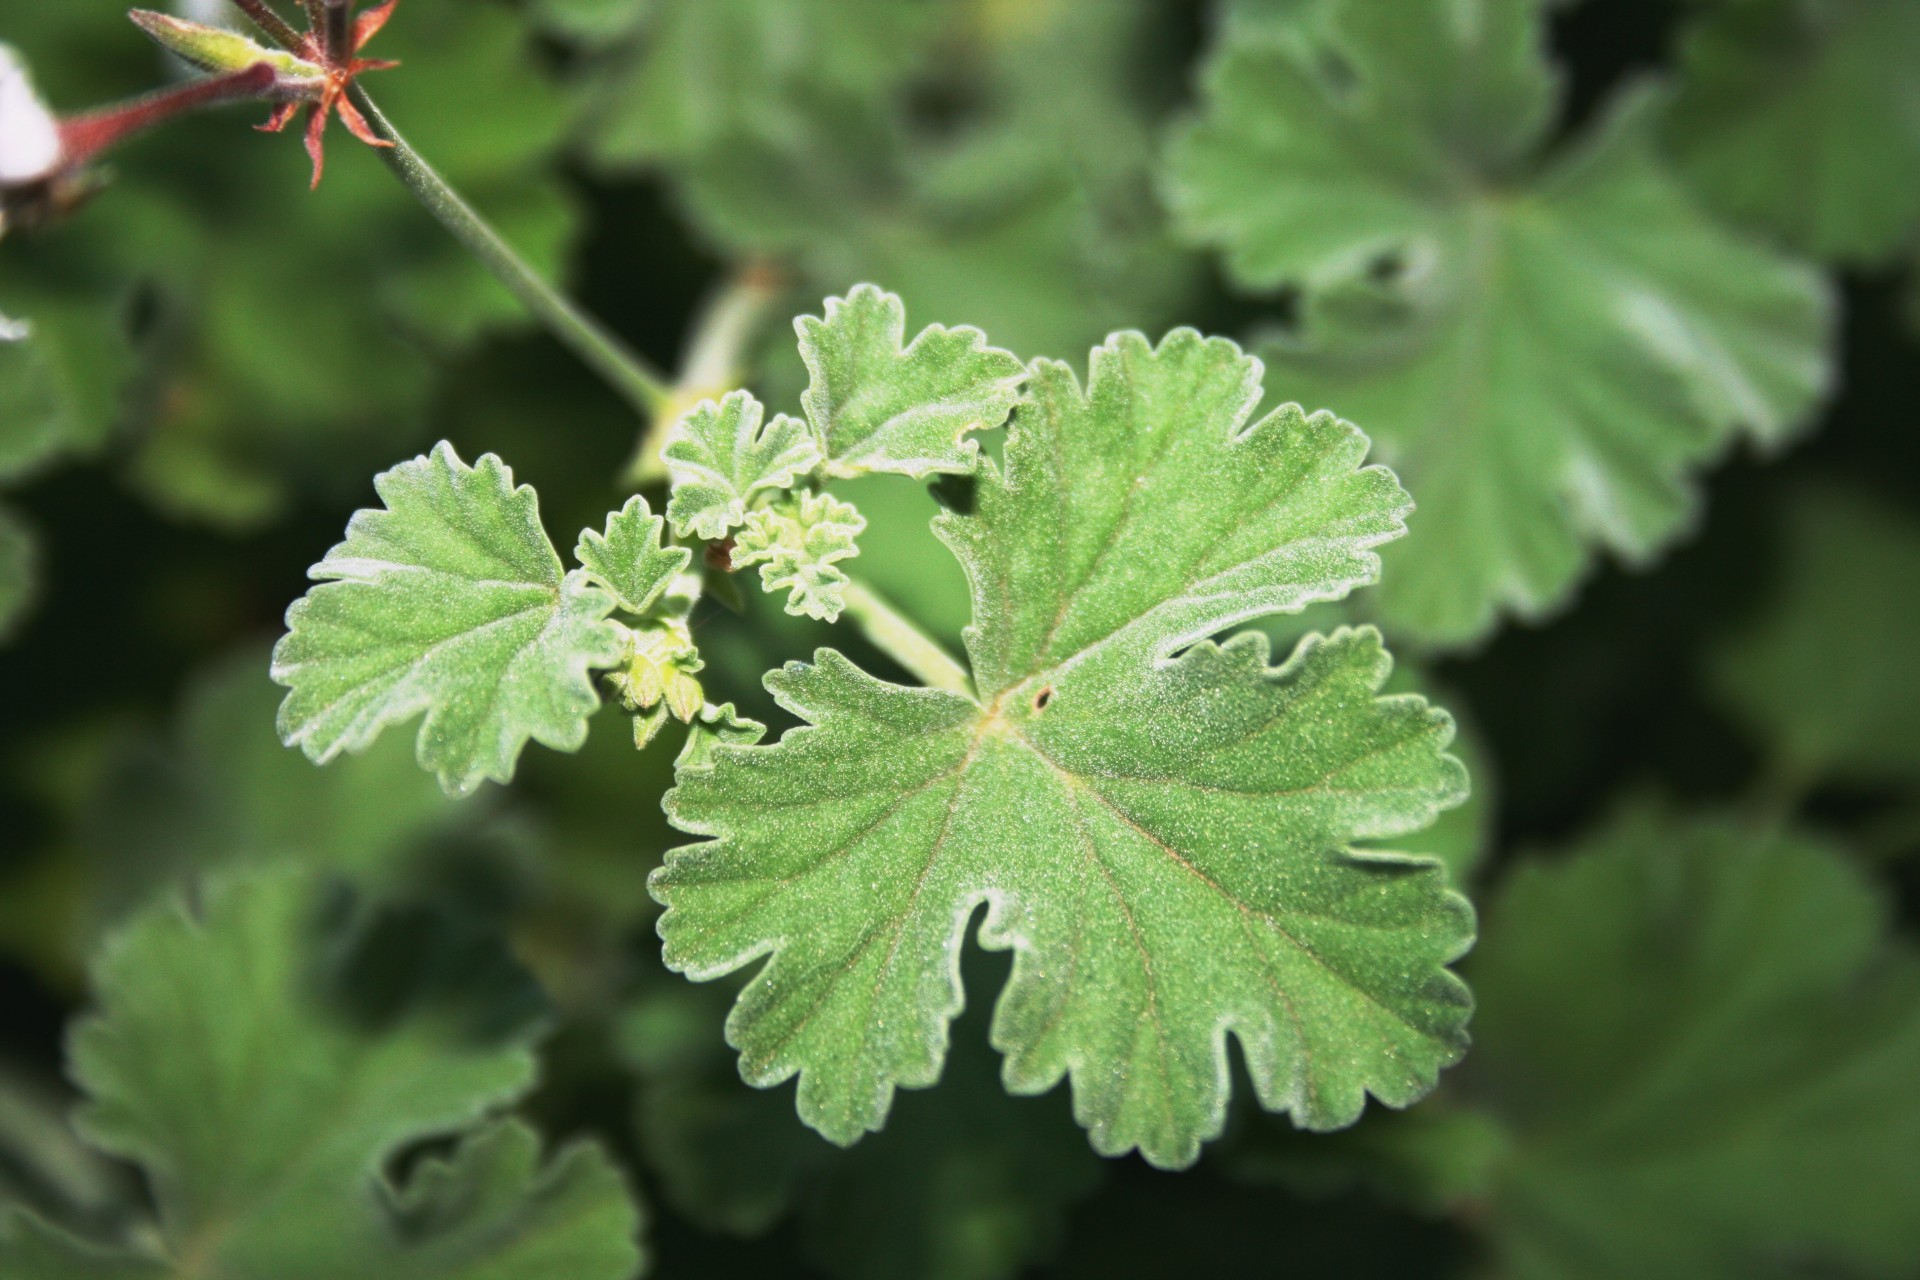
[56,64,278,169]
[228,0,305,51]
[320,0,353,63]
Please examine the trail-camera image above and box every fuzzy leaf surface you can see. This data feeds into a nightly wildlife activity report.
[733,490,866,621]
[798,286,1026,479]
[272,442,627,796]
[0,872,645,1278]
[663,391,823,540]
[1166,0,1832,646]
[1666,0,1920,263]
[655,329,1472,1169]
[576,495,691,616]
[1467,810,1920,1278]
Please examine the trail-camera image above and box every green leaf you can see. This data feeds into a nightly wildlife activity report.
[0,872,645,1278]
[575,495,692,616]
[732,489,866,621]
[1666,0,1920,263]
[0,504,34,643]
[1464,809,1920,1278]
[1709,483,1920,791]
[654,329,1472,1169]
[662,391,822,540]
[1165,0,1833,647]
[797,285,1026,479]
[272,442,628,796]
[674,702,766,774]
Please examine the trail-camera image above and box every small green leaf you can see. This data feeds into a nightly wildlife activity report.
[1165,0,1833,646]
[1710,484,1920,791]
[732,489,866,622]
[662,391,822,540]
[1464,809,1920,1278]
[575,495,691,616]
[655,329,1471,1169]
[272,442,628,796]
[797,285,1026,479]
[674,702,766,774]
[1666,0,1920,263]
[0,871,646,1278]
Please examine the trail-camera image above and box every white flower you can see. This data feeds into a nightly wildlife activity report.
[0,44,62,188]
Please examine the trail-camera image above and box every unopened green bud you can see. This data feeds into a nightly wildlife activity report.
[128,11,326,99]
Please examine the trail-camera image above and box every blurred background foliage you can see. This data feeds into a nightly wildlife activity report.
[1,0,1917,1276]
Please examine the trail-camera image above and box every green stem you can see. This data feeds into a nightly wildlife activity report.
[352,91,673,420]
[623,263,785,487]
[840,579,974,700]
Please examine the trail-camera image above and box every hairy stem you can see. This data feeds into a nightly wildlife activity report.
[57,64,278,167]
[623,262,786,486]
[351,90,673,420]
[229,0,306,51]
[839,579,975,700]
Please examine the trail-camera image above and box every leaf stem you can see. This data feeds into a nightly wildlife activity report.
[839,579,974,700]
[350,90,674,421]
[623,262,786,487]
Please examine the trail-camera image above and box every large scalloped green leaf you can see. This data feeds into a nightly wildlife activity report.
[0,872,645,1278]
[653,328,1472,1170]
[1165,0,1833,647]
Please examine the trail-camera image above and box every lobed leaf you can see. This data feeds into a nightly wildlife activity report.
[732,489,866,621]
[797,285,1026,479]
[1165,0,1833,647]
[575,495,691,616]
[0,871,645,1278]
[272,442,628,796]
[655,328,1472,1169]
[662,391,822,540]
